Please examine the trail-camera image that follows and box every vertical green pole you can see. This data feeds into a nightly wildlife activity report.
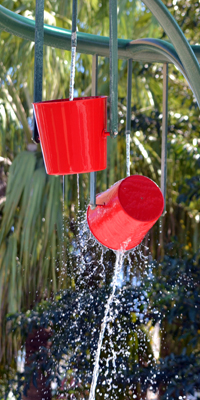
[33,0,44,143]
[126,59,132,176]
[109,0,118,137]
[161,63,168,214]
[90,54,98,209]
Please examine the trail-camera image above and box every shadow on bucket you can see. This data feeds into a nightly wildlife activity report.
[33,96,109,175]
[87,175,164,251]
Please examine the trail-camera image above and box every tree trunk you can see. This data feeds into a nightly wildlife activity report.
[23,328,52,400]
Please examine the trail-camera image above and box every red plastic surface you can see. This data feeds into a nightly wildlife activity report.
[87,175,164,251]
[33,96,108,175]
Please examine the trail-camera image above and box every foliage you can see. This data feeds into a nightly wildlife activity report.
[0,151,63,370]
[3,251,200,400]
[4,281,153,399]
[150,251,200,399]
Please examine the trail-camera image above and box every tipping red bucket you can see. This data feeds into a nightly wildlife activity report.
[33,96,108,175]
[87,175,164,251]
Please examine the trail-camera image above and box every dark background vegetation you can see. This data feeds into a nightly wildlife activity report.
[0,0,200,399]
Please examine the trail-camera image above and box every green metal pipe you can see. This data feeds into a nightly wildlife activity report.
[129,39,190,90]
[126,59,132,177]
[90,54,98,209]
[129,39,184,73]
[143,0,200,107]
[109,0,118,137]
[161,63,168,214]
[33,0,44,143]
[34,0,44,104]
[129,39,199,103]
[0,5,127,58]
[0,4,200,104]
[1,5,200,63]
[71,0,78,47]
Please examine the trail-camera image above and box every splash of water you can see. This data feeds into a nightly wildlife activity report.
[88,251,124,400]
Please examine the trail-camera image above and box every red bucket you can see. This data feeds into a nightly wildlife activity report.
[87,175,164,251]
[33,96,108,175]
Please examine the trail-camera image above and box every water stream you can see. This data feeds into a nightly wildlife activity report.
[60,176,155,399]
[62,175,65,244]
[77,173,80,209]
[88,251,124,400]
[61,175,66,277]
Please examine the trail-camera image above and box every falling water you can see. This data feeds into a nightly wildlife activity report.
[62,175,65,268]
[88,251,124,400]
[59,176,155,399]
[126,133,130,177]
[62,175,65,215]
[77,173,80,209]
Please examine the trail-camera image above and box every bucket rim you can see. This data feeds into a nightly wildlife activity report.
[87,206,143,252]
[32,95,107,106]
[118,174,164,223]
[93,175,164,224]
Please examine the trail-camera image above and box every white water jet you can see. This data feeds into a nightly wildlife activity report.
[61,175,66,278]
[62,175,65,248]
[88,251,124,400]
[77,173,80,209]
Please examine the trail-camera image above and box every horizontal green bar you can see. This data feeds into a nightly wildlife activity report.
[1,4,200,106]
[0,5,200,63]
